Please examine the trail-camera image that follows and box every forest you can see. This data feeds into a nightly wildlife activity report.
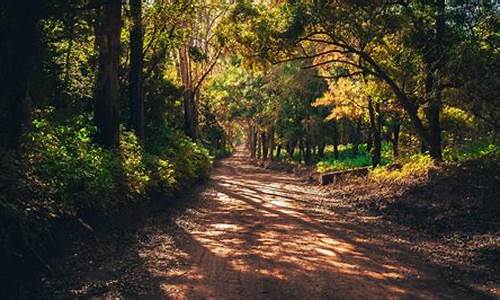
[1,0,499,298]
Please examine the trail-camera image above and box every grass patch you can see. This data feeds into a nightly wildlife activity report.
[316,143,392,172]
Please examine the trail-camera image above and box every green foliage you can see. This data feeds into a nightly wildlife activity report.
[443,143,499,163]
[26,113,122,215]
[213,147,232,159]
[371,153,436,182]
[119,131,151,197]
[316,143,391,172]
[146,123,213,189]
[0,110,213,273]
[144,154,176,195]
[370,143,500,182]
[317,156,371,173]
[172,135,212,187]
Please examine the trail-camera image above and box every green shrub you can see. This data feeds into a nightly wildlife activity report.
[317,155,371,172]
[170,136,212,187]
[316,143,391,172]
[144,154,176,194]
[0,110,214,275]
[371,153,436,182]
[119,131,150,198]
[26,114,121,215]
[443,143,499,162]
[145,123,212,189]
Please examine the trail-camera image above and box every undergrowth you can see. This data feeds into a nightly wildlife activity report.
[0,109,214,284]
[316,143,391,172]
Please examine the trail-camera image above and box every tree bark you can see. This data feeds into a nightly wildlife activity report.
[256,131,262,159]
[0,2,38,150]
[276,144,282,160]
[250,125,257,158]
[286,142,292,159]
[178,45,197,140]
[95,0,121,148]
[366,126,372,153]
[261,131,268,160]
[427,0,445,161]
[332,121,339,159]
[304,134,312,164]
[392,120,401,158]
[421,140,428,154]
[268,126,275,161]
[368,98,382,168]
[129,0,144,142]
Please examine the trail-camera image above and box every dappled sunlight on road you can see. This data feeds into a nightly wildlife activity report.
[153,150,465,299]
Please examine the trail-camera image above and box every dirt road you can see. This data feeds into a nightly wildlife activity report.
[155,149,478,299]
[39,149,485,299]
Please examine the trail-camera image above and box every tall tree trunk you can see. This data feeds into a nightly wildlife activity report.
[179,45,197,140]
[268,126,275,161]
[250,125,257,159]
[0,2,38,150]
[368,98,382,168]
[366,126,372,153]
[428,0,445,161]
[421,140,428,154]
[351,119,361,156]
[420,0,444,160]
[332,121,339,159]
[299,139,305,162]
[304,134,312,164]
[276,144,282,160]
[424,61,442,160]
[256,132,261,159]
[95,0,121,148]
[392,120,401,158]
[129,0,144,142]
[374,103,383,167]
[261,131,268,160]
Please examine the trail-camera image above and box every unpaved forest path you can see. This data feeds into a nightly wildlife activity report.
[40,148,482,299]
[152,148,472,299]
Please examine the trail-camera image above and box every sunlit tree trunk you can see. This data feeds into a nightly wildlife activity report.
[178,44,198,140]
[95,0,121,148]
[129,0,144,142]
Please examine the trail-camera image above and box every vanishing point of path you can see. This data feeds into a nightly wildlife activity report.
[40,148,485,299]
